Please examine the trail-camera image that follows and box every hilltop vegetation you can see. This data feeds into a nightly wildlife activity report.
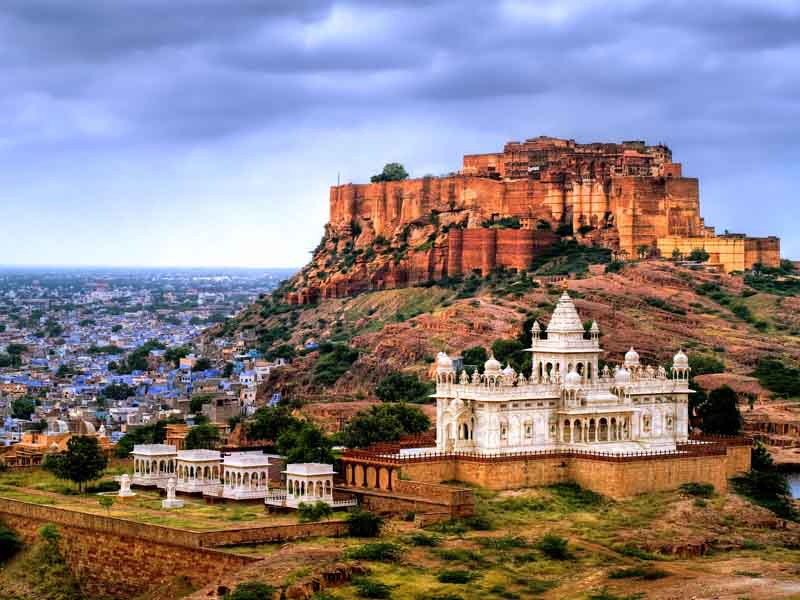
[211,260,800,405]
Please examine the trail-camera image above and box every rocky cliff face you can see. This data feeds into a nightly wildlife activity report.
[218,260,800,407]
[286,137,778,305]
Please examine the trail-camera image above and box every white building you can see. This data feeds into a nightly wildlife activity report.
[221,452,271,500]
[434,291,691,455]
[131,444,178,487]
[265,463,357,510]
[175,449,222,494]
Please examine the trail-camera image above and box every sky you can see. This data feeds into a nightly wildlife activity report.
[0,0,798,268]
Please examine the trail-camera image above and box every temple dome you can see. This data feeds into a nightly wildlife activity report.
[502,364,516,377]
[545,292,585,335]
[565,370,582,385]
[673,349,689,369]
[615,365,631,384]
[436,351,453,370]
[484,353,502,374]
[624,347,640,367]
[590,321,599,333]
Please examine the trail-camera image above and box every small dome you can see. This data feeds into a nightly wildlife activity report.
[484,353,502,374]
[532,321,541,332]
[615,365,631,384]
[673,349,689,369]
[624,347,640,367]
[502,363,516,377]
[590,321,599,333]
[565,370,582,385]
[436,351,453,370]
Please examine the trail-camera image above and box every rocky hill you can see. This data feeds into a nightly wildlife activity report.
[282,136,779,305]
[210,258,800,407]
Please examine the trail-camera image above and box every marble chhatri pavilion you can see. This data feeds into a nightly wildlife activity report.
[434,290,691,454]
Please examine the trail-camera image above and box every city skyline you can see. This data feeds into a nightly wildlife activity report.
[1,0,798,267]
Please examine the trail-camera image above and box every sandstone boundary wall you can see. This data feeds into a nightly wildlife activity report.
[0,497,348,598]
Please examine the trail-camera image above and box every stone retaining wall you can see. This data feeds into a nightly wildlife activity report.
[398,444,748,499]
[0,497,350,598]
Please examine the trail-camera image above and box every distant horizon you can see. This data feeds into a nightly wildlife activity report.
[0,264,300,272]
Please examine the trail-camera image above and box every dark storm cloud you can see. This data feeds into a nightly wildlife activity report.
[1,0,797,146]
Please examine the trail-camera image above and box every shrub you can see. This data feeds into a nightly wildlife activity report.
[405,532,441,547]
[297,501,334,523]
[354,578,392,598]
[548,482,603,510]
[436,569,477,584]
[347,510,383,537]
[0,521,21,563]
[679,482,715,498]
[477,535,528,550]
[224,581,275,600]
[608,566,669,580]
[313,343,360,386]
[752,357,800,398]
[434,548,487,566]
[346,542,401,561]
[536,534,572,560]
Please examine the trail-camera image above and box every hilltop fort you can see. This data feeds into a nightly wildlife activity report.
[290,136,779,303]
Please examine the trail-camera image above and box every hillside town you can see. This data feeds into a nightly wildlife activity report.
[0,268,293,459]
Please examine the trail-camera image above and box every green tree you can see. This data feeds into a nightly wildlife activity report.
[375,372,434,404]
[370,162,409,183]
[189,393,215,414]
[277,422,334,464]
[671,247,683,261]
[688,248,710,262]
[698,385,742,435]
[184,423,220,450]
[44,436,108,493]
[102,383,136,401]
[636,245,650,259]
[11,397,35,419]
[193,357,212,371]
[111,324,123,333]
[462,346,488,371]
[164,345,191,367]
[340,403,431,448]
[246,405,299,442]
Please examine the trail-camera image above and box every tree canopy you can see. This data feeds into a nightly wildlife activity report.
[375,372,433,404]
[246,405,298,442]
[44,436,108,492]
[101,383,136,401]
[339,403,431,449]
[184,423,220,450]
[277,421,334,464]
[11,397,35,420]
[370,162,409,183]
[697,385,743,435]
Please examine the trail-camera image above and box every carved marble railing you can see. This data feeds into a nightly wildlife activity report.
[436,377,690,400]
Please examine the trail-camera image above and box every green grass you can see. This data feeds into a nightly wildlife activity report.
[608,565,669,580]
